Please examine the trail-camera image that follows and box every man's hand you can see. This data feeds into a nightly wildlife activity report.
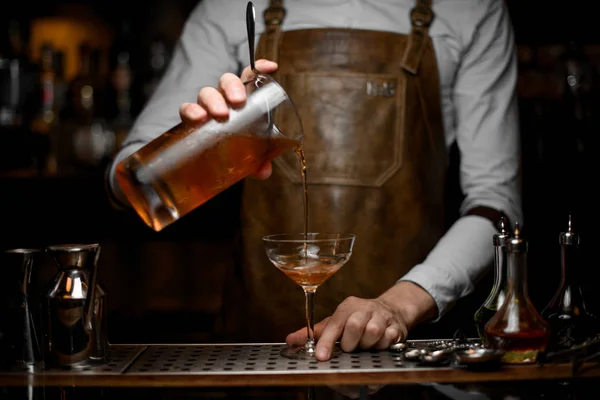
[287,297,409,361]
[179,59,279,180]
[285,281,438,361]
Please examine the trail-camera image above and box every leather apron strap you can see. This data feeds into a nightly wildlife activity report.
[401,0,434,74]
[257,0,286,63]
[260,0,434,75]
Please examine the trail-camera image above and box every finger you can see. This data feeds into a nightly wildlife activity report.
[179,102,208,125]
[312,317,330,339]
[250,161,272,180]
[358,312,387,349]
[314,312,352,361]
[285,317,329,346]
[285,326,308,346]
[218,72,247,106]
[339,311,370,352]
[197,86,229,118]
[374,325,403,350]
[240,59,278,81]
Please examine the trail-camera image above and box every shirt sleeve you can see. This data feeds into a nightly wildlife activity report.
[399,0,522,319]
[106,0,240,206]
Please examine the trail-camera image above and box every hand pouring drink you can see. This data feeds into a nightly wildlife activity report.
[115,74,303,232]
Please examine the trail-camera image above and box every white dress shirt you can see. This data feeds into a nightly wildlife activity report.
[107,0,523,319]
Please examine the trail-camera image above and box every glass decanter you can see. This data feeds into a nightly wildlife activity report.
[542,216,599,351]
[485,223,550,364]
[474,217,510,346]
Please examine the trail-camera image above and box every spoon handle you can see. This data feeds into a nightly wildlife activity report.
[246,1,256,72]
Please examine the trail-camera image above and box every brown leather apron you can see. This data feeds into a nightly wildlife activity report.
[220,0,448,342]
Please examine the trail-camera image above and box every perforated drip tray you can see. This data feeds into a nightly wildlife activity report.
[126,342,449,375]
[8,345,146,374]
[3,341,469,376]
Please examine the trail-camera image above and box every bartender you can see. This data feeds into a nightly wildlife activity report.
[106,0,522,360]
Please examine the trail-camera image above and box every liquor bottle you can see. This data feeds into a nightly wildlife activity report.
[142,36,169,103]
[474,217,510,346]
[0,24,22,130]
[65,42,97,123]
[106,20,135,150]
[29,43,60,173]
[542,216,599,351]
[0,19,33,130]
[485,223,550,364]
[30,43,58,135]
[0,19,35,170]
[59,42,115,172]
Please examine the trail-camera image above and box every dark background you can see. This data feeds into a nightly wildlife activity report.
[1,0,600,343]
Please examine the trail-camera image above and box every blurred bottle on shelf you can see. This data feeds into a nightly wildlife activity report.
[0,19,36,171]
[58,42,115,173]
[0,21,24,130]
[30,43,58,134]
[141,35,170,104]
[105,20,135,151]
[28,42,62,174]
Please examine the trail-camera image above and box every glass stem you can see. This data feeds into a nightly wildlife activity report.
[304,287,316,354]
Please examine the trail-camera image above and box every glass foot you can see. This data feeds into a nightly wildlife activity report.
[279,344,343,359]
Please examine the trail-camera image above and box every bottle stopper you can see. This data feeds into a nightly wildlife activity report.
[559,215,580,246]
[507,222,527,253]
[493,216,511,247]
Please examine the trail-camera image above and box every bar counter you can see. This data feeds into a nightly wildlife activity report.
[1,342,600,399]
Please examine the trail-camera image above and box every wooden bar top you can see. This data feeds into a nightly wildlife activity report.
[1,363,600,388]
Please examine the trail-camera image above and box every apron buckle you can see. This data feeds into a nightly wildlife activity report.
[264,5,286,26]
[410,5,434,28]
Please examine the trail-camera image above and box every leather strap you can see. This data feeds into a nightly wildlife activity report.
[257,0,286,63]
[262,0,434,74]
[400,0,434,74]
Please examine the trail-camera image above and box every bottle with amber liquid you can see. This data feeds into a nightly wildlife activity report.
[542,216,599,351]
[485,223,550,364]
[474,217,510,346]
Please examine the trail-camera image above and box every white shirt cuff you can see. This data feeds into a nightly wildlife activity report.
[397,215,497,321]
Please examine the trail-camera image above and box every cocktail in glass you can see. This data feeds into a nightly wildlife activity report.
[263,233,356,359]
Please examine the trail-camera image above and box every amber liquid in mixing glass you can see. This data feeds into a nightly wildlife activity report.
[115,122,300,231]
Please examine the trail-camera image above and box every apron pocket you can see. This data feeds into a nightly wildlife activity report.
[275,71,406,187]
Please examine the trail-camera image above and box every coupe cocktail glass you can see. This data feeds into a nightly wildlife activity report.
[263,233,356,359]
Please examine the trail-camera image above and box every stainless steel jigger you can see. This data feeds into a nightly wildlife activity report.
[45,243,109,368]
